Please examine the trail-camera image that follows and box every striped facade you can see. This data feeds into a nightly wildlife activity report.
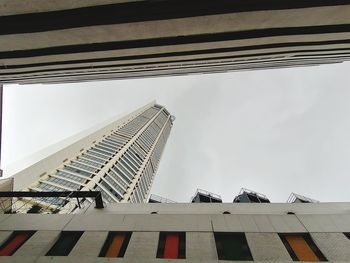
[10,102,173,214]
[1,0,350,84]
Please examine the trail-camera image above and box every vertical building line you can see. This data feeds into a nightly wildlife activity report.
[0,84,3,177]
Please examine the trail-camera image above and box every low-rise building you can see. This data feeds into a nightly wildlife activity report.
[0,198,349,262]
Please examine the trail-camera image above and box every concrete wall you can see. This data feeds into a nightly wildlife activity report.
[0,203,349,262]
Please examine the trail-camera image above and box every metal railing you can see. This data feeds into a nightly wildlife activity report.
[190,188,222,202]
[149,194,176,203]
[238,188,269,200]
[287,193,319,203]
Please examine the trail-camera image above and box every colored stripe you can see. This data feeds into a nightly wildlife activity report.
[0,60,341,84]
[2,24,350,60]
[286,235,320,262]
[1,0,349,35]
[2,46,350,76]
[164,233,179,259]
[0,232,31,256]
[105,234,125,258]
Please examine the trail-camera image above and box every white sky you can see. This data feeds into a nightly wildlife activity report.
[3,62,350,202]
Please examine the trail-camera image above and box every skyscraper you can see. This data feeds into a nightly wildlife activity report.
[7,102,173,213]
[1,0,350,84]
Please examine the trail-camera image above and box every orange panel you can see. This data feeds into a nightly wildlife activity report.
[105,233,125,257]
[286,235,319,262]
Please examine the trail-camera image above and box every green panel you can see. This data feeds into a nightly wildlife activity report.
[215,233,253,261]
[46,231,83,256]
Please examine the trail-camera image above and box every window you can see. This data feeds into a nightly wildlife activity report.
[63,166,92,178]
[46,231,83,256]
[279,234,327,261]
[99,232,131,257]
[214,232,253,261]
[56,171,87,184]
[157,232,185,259]
[0,231,35,256]
[100,180,123,201]
[95,186,115,203]
[46,176,81,190]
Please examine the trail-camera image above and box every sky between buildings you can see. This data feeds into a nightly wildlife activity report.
[3,62,350,202]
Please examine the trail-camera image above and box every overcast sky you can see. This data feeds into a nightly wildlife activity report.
[3,62,350,202]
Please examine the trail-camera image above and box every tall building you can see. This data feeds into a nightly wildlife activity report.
[5,102,173,214]
[1,0,350,84]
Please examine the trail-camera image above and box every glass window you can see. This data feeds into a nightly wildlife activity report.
[95,186,114,203]
[157,232,185,259]
[99,142,117,151]
[108,135,126,145]
[104,175,126,194]
[214,232,253,261]
[46,177,80,190]
[123,153,139,171]
[91,148,113,157]
[116,163,134,181]
[129,147,143,162]
[56,171,87,184]
[111,166,131,183]
[63,166,92,178]
[76,157,102,168]
[46,231,83,256]
[100,180,123,201]
[99,232,132,257]
[108,169,129,189]
[95,144,115,154]
[69,162,98,173]
[87,150,110,160]
[0,231,35,256]
[81,154,106,165]
[279,233,327,261]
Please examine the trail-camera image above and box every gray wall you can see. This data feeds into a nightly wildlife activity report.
[0,203,349,262]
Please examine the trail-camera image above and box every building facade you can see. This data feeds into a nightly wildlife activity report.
[1,0,350,84]
[6,102,173,214]
[0,202,349,262]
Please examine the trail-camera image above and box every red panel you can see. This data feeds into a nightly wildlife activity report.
[164,233,179,259]
[0,232,31,256]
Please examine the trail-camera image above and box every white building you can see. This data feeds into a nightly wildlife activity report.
[4,102,173,214]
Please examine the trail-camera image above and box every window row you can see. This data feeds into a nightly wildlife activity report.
[1,231,343,260]
[130,160,154,203]
[116,107,160,139]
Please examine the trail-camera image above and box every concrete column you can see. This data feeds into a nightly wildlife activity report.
[124,231,158,259]
[311,232,350,261]
[186,232,217,260]
[246,232,292,261]
[14,230,59,256]
[69,231,108,257]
